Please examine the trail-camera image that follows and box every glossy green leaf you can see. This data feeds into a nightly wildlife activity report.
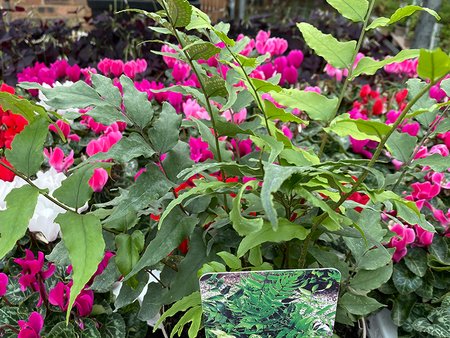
[325,0,368,22]
[163,141,195,184]
[149,102,182,153]
[351,49,420,79]
[326,114,390,142]
[271,89,338,122]
[202,74,228,98]
[441,78,450,96]
[417,48,450,82]
[237,220,310,257]
[53,163,100,210]
[404,247,428,277]
[230,181,263,236]
[340,293,384,316]
[415,154,450,172]
[350,263,393,291]
[120,75,154,129]
[407,78,438,127]
[217,252,242,270]
[264,99,307,124]
[0,185,39,259]
[366,5,440,30]
[115,231,145,276]
[5,117,49,177]
[47,322,78,338]
[55,212,105,322]
[297,22,356,69]
[358,247,393,271]
[392,263,423,294]
[99,313,126,338]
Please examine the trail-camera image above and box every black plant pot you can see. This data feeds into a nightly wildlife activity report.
[87,0,200,17]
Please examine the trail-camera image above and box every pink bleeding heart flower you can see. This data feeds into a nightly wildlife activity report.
[44,147,74,172]
[14,250,55,307]
[388,223,416,262]
[0,272,8,297]
[89,168,109,192]
[189,137,213,162]
[18,312,44,338]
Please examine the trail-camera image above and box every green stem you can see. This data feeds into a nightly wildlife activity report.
[317,0,376,158]
[0,161,75,214]
[392,106,449,191]
[298,77,443,268]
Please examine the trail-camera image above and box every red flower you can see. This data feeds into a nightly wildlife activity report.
[395,89,408,106]
[372,98,384,115]
[0,157,15,182]
[359,84,371,100]
[347,192,370,212]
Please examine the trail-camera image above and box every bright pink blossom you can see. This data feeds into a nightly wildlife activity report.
[388,223,416,262]
[414,225,434,247]
[189,137,213,162]
[14,250,55,307]
[411,181,441,200]
[222,108,247,124]
[287,50,304,68]
[49,281,94,317]
[401,122,420,136]
[44,147,74,172]
[49,120,80,142]
[183,99,210,120]
[18,312,44,338]
[110,60,124,77]
[282,125,293,139]
[255,30,288,56]
[86,131,122,157]
[161,45,178,68]
[0,272,8,297]
[172,61,191,82]
[282,65,298,85]
[89,168,109,192]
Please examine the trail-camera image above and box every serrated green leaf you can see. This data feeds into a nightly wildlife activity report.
[351,49,420,79]
[154,291,201,331]
[271,89,337,122]
[148,102,182,153]
[202,74,228,98]
[326,114,390,142]
[91,73,122,107]
[407,78,438,127]
[53,163,100,210]
[386,130,417,163]
[55,212,105,322]
[418,48,450,82]
[105,163,172,224]
[325,0,369,22]
[0,185,39,259]
[115,231,145,276]
[125,211,197,280]
[340,293,384,316]
[165,0,192,27]
[263,99,308,124]
[0,91,48,122]
[89,133,155,162]
[120,75,154,129]
[366,5,440,30]
[186,41,220,60]
[5,117,49,177]
[237,219,310,257]
[297,22,356,69]
[230,181,263,236]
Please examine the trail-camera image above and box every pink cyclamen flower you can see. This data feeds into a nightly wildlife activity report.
[287,50,304,68]
[66,64,81,82]
[14,250,55,307]
[89,168,109,192]
[172,61,191,82]
[0,272,8,297]
[414,225,434,247]
[411,181,441,201]
[222,108,247,124]
[183,99,210,120]
[49,120,80,142]
[44,147,74,172]
[18,312,44,338]
[110,60,124,77]
[189,137,213,162]
[230,138,253,157]
[49,281,94,317]
[401,122,420,137]
[97,58,112,76]
[282,125,293,139]
[161,45,178,68]
[388,223,416,262]
[282,65,298,85]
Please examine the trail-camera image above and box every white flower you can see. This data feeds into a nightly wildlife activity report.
[0,168,70,243]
